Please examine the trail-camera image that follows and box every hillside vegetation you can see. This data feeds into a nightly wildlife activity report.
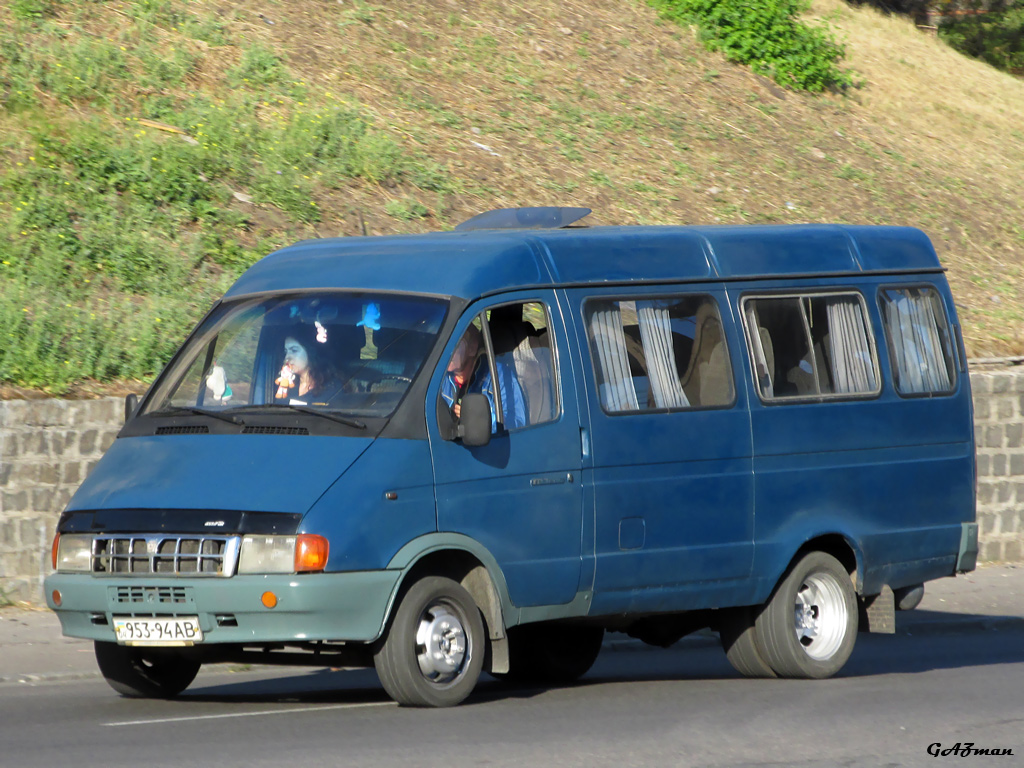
[2,0,1023,395]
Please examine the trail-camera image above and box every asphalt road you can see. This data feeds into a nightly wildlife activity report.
[2,626,1022,768]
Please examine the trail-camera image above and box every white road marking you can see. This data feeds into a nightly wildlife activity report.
[104,701,393,726]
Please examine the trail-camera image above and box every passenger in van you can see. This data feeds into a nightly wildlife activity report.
[441,324,526,432]
[275,324,341,405]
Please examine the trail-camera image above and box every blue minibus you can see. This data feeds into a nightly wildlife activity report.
[46,207,978,706]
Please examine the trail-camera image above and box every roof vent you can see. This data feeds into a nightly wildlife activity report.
[455,207,591,232]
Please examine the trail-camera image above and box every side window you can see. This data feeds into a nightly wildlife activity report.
[438,302,557,433]
[743,292,879,400]
[585,295,734,413]
[879,286,956,396]
[488,302,558,427]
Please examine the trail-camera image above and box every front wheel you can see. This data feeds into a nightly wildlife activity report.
[754,552,858,679]
[94,642,201,698]
[374,576,485,707]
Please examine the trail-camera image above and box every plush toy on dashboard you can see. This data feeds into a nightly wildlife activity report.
[275,363,295,400]
[205,363,233,403]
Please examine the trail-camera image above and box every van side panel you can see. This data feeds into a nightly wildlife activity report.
[564,286,757,616]
[735,275,975,600]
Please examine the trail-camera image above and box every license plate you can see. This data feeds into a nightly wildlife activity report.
[113,616,203,646]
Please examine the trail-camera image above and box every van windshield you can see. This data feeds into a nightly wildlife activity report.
[144,293,448,419]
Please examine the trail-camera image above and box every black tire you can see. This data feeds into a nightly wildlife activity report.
[374,576,485,707]
[719,606,777,679]
[754,552,858,679]
[894,583,925,611]
[94,641,201,698]
[499,623,604,685]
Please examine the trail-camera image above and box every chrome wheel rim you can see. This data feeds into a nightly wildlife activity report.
[793,573,848,661]
[415,601,469,686]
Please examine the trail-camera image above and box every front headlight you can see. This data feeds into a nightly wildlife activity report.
[54,534,93,572]
[238,535,296,574]
[237,534,329,574]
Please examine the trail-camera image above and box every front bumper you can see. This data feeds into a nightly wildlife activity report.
[44,570,402,646]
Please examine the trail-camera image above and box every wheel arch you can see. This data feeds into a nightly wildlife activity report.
[384,534,513,652]
[788,533,861,592]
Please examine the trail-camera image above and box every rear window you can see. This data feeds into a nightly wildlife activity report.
[879,286,956,396]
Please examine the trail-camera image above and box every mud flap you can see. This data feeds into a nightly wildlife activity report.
[957,522,979,573]
[859,585,895,634]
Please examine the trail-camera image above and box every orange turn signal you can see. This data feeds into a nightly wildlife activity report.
[52,590,62,607]
[294,534,329,573]
[261,591,278,609]
[51,533,60,570]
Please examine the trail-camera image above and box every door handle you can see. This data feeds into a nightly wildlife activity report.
[530,473,573,487]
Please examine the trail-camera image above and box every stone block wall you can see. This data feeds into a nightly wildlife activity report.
[971,365,1024,564]
[1,364,1023,605]
[0,398,121,604]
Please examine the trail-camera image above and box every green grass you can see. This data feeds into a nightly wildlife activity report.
[0,3,455,392]
[0,280,206,390]
[385,197,430,221]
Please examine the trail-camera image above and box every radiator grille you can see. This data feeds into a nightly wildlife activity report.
[113,585,191,605]
[92,535,240,577]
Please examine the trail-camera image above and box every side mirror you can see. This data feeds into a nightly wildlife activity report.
[458,393,491,447]
[124,393,139,424]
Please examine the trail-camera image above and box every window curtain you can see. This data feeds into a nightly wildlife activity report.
[589,305,639,411]
[885,290,952,393]
[745,304,774,398]
[636,301,689,409]
[826,297,877,394]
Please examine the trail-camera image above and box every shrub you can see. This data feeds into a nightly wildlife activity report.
[939,4,1024,76]
[648,0,855,92]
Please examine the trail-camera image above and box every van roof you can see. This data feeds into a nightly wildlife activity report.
[223,223,942,301]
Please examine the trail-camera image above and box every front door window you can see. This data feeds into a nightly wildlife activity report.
[438,302,558,433]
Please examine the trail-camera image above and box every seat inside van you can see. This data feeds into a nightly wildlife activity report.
[489,305,556,425]
[680,302,731,406]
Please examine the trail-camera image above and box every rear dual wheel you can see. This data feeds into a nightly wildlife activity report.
[720,605,776,679]
[721,552,858,679]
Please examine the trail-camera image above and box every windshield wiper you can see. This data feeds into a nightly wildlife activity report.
[151,406,245,425]
[231,404,367,430]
